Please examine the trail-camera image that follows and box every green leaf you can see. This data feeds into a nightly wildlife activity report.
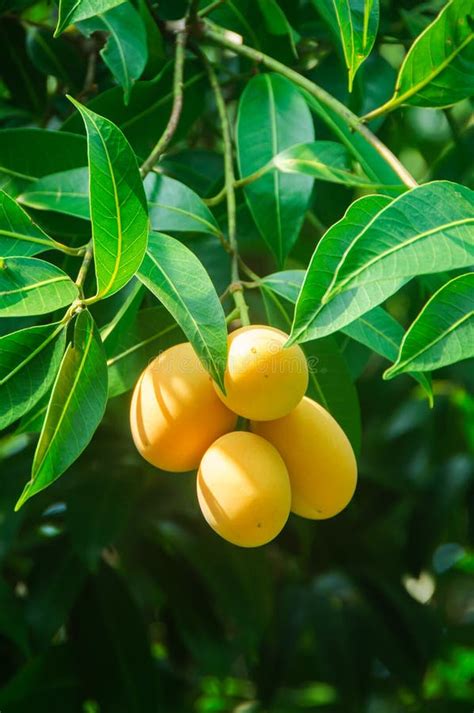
[342,306,433,399]
[16,310,108,510]
[138,232,227,389]
[145,173,222,237]
[69,98,149,299]
[106,306,182,398]
[385,273,474,378]
[236,72,315,266]
[0,128,86,197]
[312,0,380,90]
[261,268,432,397]
[21,170,224,238]
[55,0,126,35]
[19,167,90,220]
[0,256,78,317]
[78,3,148,104]
[26,27,85,89]
[261,284,361,451]
[302,92,405,193]
[372,0,474,114]
[291,182,474,342]
[289,194,398,341]
[61,61,206,159]
[273,140,384,188]
[0,321,66,430]
[0,190,58,255]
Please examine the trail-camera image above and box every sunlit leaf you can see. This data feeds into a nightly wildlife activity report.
[0,322,66,431]
[69,98,149,299]
[138,232,227,389]
[0,256,78,317]
[385,273,474,378]
[0,190,57,256]
[55,0,126,36]
[16,310,108,509]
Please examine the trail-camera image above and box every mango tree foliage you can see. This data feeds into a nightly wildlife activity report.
[0,1,473,710]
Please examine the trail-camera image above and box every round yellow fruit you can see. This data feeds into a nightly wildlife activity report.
[251,397,357,519]
[197,431,291,547]
[214,325,308,421]
[130,342,237,472]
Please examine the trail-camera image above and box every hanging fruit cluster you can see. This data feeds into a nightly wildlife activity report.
[130,326,357,547]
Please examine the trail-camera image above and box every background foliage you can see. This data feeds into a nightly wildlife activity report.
[0,0,473,711]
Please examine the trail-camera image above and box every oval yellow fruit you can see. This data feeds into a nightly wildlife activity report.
[130,342,237,472]
[197,431,291,547]
[214,325,308,421]
[251,397,357,519]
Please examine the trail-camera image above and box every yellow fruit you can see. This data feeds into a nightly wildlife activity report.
[214,325,308,421]
[251,397,357,519]
[197,431,291,547]
[130,342,237,472]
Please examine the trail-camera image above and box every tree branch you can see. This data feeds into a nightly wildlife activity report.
[202,24,418,189]
[140,29,188,177]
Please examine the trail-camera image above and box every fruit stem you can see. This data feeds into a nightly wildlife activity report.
[200,48,251,326]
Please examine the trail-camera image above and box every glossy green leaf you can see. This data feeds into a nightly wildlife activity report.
[262,269,431,397]
[16,310,108,509]
[106,306,182,397]
[385,273,474,378]
[302,92,406,193]
[18,167,90,220]
[290,182,474,342]
[138,232,227,389]
[55,0,126,35]
[0,190,57,256]
[145,173,222,237]
[0,256,78,317]
[70,98,149,299]
[0,321,66,430]
[21,169,224,239]
[375,0,474,114]
[312,0,380,90]
[62,61,206,158]
[289,194,398,341]
[78,3,148,103]
[236,73,315,265]
[261,284,361,450]
[0,128,86,197]
[273,140,382,188]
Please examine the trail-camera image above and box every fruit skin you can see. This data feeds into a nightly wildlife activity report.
[214,325,308,421]
[197,431,291,547]
[130,342,237,472]
[251,397,357,519]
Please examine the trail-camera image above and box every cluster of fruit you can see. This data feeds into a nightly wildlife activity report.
[130,325,357,548]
